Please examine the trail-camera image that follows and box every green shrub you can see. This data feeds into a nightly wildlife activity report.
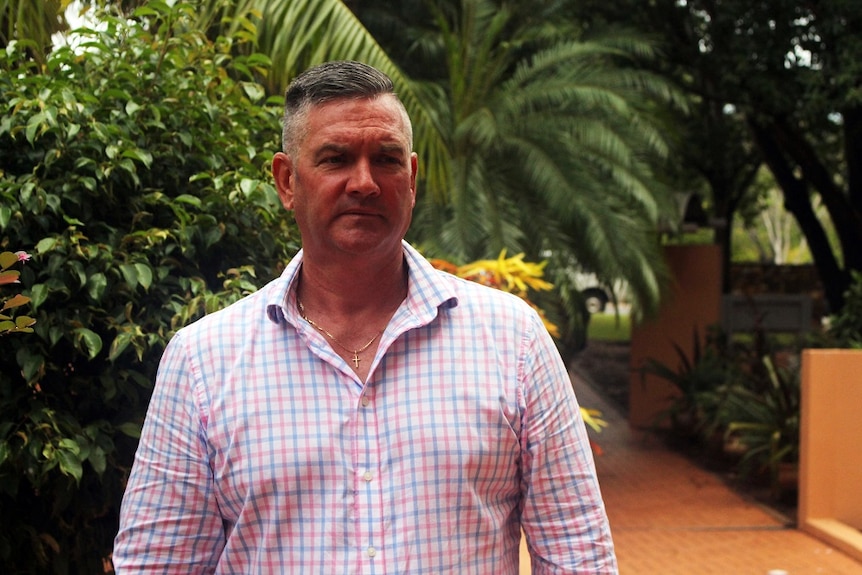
[638,325,738,439]
[722,354,800,497]
[827,271,862,348]
[0,3,298,571]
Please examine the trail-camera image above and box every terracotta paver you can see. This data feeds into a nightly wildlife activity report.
[572,372,862,575]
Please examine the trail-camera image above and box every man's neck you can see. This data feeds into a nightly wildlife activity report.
[296,248,409,320]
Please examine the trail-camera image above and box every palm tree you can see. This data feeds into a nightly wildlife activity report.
[356,0,685,314]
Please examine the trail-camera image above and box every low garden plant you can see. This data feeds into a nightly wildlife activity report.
[642,273,862,502]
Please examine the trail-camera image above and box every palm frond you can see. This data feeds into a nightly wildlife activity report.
[196,0,450,198]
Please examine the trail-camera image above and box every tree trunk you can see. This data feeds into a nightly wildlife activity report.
[749,119,849,312]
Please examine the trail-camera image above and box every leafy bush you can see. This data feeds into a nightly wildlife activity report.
[826,271,862,348]
[638,325,738,440]
[642,322,804,499]
[0,3,298,571]
[0,249,35,335]
[722,354,800,497]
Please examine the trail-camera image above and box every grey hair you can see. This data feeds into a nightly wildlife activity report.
[281,60,413,156]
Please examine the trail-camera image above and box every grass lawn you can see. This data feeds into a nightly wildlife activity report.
[587,311,631,342]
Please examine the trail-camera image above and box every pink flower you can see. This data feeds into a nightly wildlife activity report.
[15,251,31,263]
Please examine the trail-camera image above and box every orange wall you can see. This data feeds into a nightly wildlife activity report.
[628,244,723,429]
[800,349,862,527]
[799,349,862,563]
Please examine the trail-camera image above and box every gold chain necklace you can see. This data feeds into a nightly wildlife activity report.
[297,300,382,368]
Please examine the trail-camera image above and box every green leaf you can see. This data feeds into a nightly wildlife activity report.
[117,422,142,439]
[125,100,141,116]
[240,82,265,101]
[66,123,81,141]
[89,446,106,475]
[67,259,86,287]
[108,331,132,362]
[123,148,153,169]
[134,263,153,290]
[58,438,81,455]
[25,111,47,143]
[80,176,97,191]
[119,263,138,289]
[87,272,107,301]
[174,194,202,207]
[57,450,83,484]
[17,347,44,382]
[74,328,103,360]
[35,237,57,254]
[30,283,49,309]
[0,206,10,229]
[62,214,85,226]
[239,178,257,196]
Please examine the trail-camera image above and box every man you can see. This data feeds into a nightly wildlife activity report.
[113,60,617,574]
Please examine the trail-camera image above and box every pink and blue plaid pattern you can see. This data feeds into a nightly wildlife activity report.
[113,242,617,574]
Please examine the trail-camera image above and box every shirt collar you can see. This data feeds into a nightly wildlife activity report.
[265,240,458,327]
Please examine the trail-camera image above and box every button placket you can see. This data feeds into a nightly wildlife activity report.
[356,386,384,569]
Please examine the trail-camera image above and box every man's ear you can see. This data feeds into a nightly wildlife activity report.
[272,152,294,210]
[410,152,418,207]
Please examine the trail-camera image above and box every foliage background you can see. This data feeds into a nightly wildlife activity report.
[0,4,298,571]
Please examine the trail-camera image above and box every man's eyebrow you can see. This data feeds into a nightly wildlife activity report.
[378,142,408,155]
[310,143,348,161]
[313,142,407,157]
[314,143,348,155]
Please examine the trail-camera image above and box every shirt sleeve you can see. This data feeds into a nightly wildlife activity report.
[113,328,226,573]
[518,315,618,574]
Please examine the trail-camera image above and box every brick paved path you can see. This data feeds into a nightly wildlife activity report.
[574,373,862,575]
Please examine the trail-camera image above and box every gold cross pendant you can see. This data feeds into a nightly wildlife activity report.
[352,353,361,368]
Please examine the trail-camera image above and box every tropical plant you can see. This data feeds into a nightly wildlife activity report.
[642,320,804,500]
[721,354,800,499]
[397,0,684,320]
[638,325,737,439]
[0,3,298,571]
[436,249,558,336]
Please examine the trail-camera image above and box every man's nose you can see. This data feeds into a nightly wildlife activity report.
[347,159,380,196]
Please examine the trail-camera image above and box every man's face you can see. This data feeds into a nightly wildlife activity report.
[273,95,418,262]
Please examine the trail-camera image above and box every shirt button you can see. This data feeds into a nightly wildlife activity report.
[367,546,377,557]
[360,396,371,407]
[363,471,373,482]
